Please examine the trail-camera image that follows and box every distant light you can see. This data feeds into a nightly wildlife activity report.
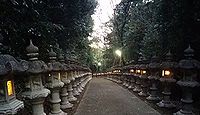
[115,49,122,57]
[98,62,102,66]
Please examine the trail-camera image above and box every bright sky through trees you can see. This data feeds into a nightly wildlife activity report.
[89,0,121,49]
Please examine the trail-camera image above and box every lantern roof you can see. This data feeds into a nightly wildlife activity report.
[179,45,200,69]
[160,50,178,69]
[0,55,27,76]
[25,40,48,74]
[148,55,160,69]
[47,46,63,72]
[26,39,39,57]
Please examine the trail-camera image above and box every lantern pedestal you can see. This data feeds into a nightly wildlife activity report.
[138,76,149,97]
[77,77,82,93]
[31,98,46,115]
[72,80,80,96]
[60,85,73,110]
[125,76,129,88]
[0,99,24,114]
[122,76,126,86]
[22,88,50,115]
[157,78,176,108]
[49,87,66,115]
[67,83,77,102]
[174,81,199,115]
[128,77,135,89]
[133,76,142,92]
[146,77,160,101]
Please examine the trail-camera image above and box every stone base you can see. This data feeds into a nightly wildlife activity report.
[61,102,73,110]
[0,99,24,114]
[138,91,148,97]
[146,95,160,101]
[157,100,175,108]
[173,109,194,115]
[133,86,142,92]
[49,110,67,115]
[68,96,77,103]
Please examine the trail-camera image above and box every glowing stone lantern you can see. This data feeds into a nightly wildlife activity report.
[138,58,149,97]
[133,57,143,92]
[157,51,177,108]
[174,46,200,115]
[0,41,24,114]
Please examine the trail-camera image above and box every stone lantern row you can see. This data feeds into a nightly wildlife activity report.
[105,46,200,115]
[0,40,92,115]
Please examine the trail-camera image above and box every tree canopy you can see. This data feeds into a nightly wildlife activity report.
[103,0,200,69]
[0,0,97,66]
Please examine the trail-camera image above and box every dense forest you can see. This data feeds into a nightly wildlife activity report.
[103,0,200,69]
[1,0,200,70]
[0,0,97,66]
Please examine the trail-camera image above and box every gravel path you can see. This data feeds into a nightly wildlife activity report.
[74,78,161,115]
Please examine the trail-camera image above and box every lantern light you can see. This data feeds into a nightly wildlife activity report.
[142,70,146,74]
[58,73,61,80]
[130,69,134,73]
[162,70,171,77]
[7,80,13,96]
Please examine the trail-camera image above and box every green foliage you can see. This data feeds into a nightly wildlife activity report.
[0,0,97,65]
[104,0,200,67]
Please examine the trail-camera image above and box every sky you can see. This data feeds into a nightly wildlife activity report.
[89,0,122,49]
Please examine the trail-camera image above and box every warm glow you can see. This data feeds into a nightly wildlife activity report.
[142,70,146,74]
[7,80,13,96]
[58,73,61,80]
[49,74,51,77]
[165,70,171,76]
[162,70,171,77]
[137,70,141,73]
[130,69,134,73]
[115,49,122,57]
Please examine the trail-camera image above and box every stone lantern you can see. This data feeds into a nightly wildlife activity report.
[138,58,149,97]
[71,64,80,97]
[0,42,24,114]
[146,55,161,101]
[64,58,77,103]
[174,46,200,115]
[157,51,177,108]
[46,46,65,115]
[21,40,50,115]
[128,65,136,90]
[133,57,143,92]
[76,65,83,93]
[58,53,73,110]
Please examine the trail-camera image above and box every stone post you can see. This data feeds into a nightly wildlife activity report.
[46,47,66,115]
[157,51,177,108]
[66,70,77,103]
[58,54,73,110]
[138,58,149,97]
[146,55,161,101]
[174,46,199,115]
[72,70,80,97]
[22,40,50,115]
[0,40,24,114]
